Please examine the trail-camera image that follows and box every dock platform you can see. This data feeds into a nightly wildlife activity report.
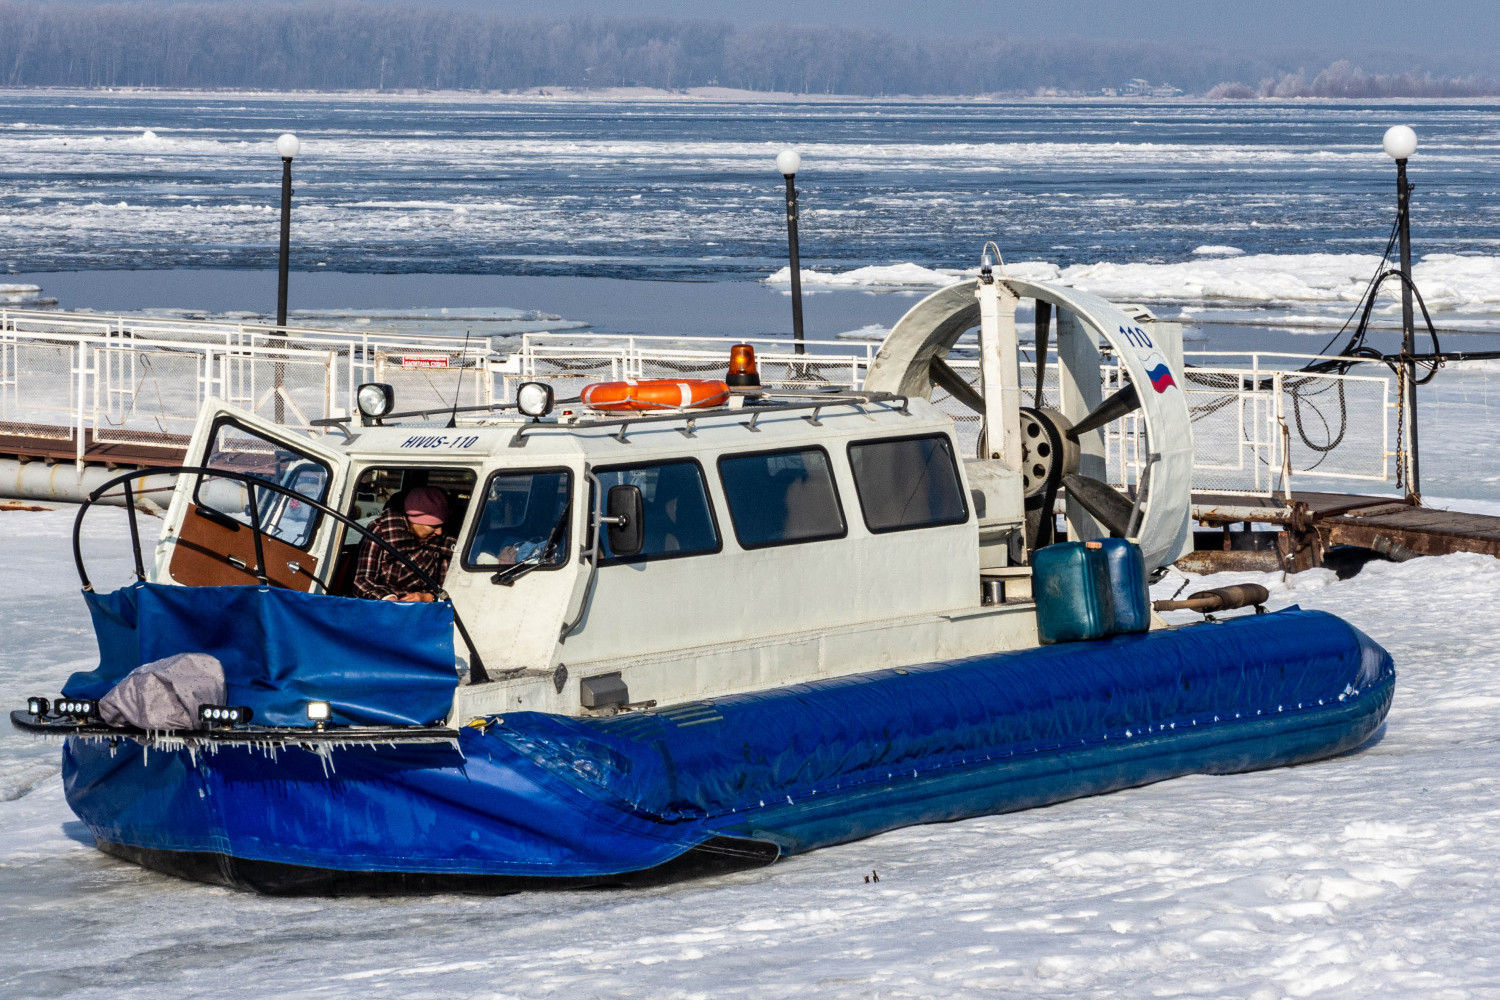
[1189,491,1500,571]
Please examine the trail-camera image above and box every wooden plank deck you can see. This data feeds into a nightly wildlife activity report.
[1322,503,1500,558]
[0,421,187,469]
[1190,489,1500,563]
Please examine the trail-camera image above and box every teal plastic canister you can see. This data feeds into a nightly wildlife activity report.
[1094,537,1150,635]
[1032,538,1151,643]
[1032,541,1112,643]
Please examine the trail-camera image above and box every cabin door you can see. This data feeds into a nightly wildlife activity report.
[159,401,352,592]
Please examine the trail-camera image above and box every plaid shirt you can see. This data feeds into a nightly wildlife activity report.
[352,508,455,600]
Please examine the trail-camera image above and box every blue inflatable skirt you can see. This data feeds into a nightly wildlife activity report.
[61,608,1394,894]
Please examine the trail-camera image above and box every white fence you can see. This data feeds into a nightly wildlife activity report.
[0,310,495,457]
[1,309,1397,499]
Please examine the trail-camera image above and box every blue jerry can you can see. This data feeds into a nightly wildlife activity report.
[1094,537,1150,635]
[1032,538,1150,643]
[1032,541,1112,643]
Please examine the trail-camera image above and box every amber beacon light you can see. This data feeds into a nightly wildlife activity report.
[726,344,761,387]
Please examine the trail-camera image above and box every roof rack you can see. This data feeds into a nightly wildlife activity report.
[508,391,912,447]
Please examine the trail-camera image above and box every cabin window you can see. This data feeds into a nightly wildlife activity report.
[323,466,477,597]
[464,469,573,570]
[847,434,969,533]
[595,459,720,562]
[195,418,332,549]
[717,446,845,549]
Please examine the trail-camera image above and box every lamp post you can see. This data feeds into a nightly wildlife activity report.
[1383,124,1420,503]
[776,149,806,355]
[273,132,298,422]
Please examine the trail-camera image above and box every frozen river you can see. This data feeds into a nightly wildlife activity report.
[3,506,1499,999]
[3,91,1500,998]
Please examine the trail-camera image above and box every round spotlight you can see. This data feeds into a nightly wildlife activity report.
[356,382,395,421]
[516,381,555,419]
[1382,125,1417,161]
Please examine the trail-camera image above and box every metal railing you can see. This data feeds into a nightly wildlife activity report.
[0,309,494,461]
[1,310,1399,499]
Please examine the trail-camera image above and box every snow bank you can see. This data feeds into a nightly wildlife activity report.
[766,253,1500,320]
[765,262,963,290]
[2,504,1500,997]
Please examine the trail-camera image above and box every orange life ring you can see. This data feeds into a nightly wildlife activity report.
[579,378,731,412]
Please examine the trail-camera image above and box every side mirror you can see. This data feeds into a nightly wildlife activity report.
[605,484,644,557]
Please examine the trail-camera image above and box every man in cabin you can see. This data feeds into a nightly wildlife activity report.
[352,486,455,602]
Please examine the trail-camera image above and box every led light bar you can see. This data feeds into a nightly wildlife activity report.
[54,698,97,720]
[198,704,254,728]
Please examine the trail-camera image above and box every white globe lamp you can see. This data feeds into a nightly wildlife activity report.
[276,132,301,160]
[1382,125,1416,161]
[776,149,801,177]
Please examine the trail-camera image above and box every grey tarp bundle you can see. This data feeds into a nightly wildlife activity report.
[98,652,226,730]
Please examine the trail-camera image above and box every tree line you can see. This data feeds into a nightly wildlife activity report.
[0,2,1494,97]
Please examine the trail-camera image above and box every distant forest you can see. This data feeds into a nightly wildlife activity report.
[0,2,1495,97]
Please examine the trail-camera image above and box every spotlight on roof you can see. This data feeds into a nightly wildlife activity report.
[516,381,555,419]
[356,382,395,423]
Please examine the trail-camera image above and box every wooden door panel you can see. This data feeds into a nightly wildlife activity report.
[169,503,319,591]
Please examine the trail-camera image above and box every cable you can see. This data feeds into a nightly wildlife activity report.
[1308,219,1400,360]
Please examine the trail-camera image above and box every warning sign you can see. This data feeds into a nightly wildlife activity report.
[400,356,451,369]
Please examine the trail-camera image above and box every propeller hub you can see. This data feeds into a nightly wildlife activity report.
[1018,407,1079,498]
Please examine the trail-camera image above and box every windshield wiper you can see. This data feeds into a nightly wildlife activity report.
[491,504,571,587]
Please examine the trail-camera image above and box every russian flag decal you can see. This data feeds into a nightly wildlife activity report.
[1143,353,1177,393]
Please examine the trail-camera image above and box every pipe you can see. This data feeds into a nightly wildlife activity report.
[0,459,172,508]
[1153,583,1270,614]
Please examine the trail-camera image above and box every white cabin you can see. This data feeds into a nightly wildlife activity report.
[155,389,1036,722]
[150,272,1196,722]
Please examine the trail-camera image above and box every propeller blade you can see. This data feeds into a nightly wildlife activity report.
[1033,300,1051,410]
[1062,473,1135,537]
[1066,383,1140,440]
[930,356,986,414]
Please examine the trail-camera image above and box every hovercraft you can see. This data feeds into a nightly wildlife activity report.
[14,271,1394,893]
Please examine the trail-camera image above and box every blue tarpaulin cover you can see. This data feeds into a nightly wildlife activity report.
[61,607,1395,887]
[63,582,457,727]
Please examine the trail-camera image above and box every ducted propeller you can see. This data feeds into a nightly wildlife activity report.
[1067,382,1141,441]
[929,355,986,414]
[862,275,1194,571]
[1033,300,1052,409]
[1061,473,1136,538]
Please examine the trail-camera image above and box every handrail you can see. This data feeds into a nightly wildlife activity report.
[72,465,491,683]
[507,393,911,446]
[521,328,876,353]
[0,307,484,347]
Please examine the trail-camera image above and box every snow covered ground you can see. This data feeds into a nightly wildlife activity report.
[767,252,1500,331]
[2,506,1499,998]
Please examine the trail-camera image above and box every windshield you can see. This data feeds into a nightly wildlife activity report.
[195,419,332,549]
[464,469,573,569]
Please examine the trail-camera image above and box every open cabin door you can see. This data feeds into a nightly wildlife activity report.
[158,401,352,592]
